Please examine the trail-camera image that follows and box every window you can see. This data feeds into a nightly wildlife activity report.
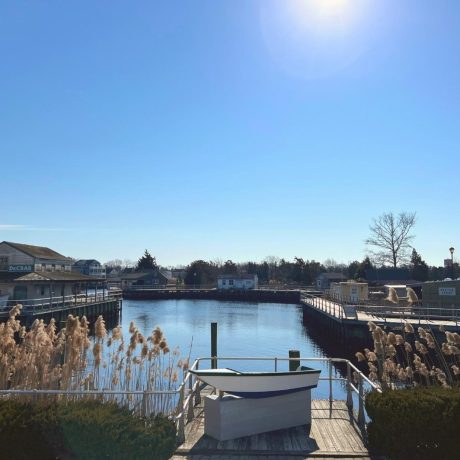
[222,280,226,285]
[0,256,8,264]
[229,279,234,286]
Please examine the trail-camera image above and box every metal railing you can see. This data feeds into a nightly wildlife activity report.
[0,290,122,316]
[174,356,381,443]
[303,293,460,325]
[0,355,380,445]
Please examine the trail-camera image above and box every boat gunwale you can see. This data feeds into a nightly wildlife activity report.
[190,368,321,377]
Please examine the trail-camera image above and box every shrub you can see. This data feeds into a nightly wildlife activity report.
[366,387,460,460]
[0,399,176,460]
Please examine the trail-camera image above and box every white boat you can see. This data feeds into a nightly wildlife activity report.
[190,366,321,398]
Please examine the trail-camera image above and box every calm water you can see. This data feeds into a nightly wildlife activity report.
[117,299,360,399]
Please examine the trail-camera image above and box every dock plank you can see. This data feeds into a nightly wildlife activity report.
[174,398,371,459]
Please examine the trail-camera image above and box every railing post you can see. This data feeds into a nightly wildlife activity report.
[187,374,194,422]
[274,357,278,372]
[358,373,365,430]
[194,362,201,406]
[141,390,148,417]
[176,385,185,444]
[346,361,353,411]
[328,358,333,416]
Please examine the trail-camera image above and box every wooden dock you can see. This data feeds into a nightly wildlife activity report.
[172,392,376,459]
[302,295,460,335]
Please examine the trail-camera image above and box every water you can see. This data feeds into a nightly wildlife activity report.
[117,299,360,400]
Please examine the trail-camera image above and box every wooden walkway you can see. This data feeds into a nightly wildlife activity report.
[302,296,460,332]
[172,398,378,459]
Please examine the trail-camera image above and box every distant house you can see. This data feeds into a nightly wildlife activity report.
[316,272,347,290]
[73,259,106,278]
[120,270,168,290]
[217,274,258,290]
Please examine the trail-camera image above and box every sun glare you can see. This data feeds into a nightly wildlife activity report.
[287,0,356,34]
[259,0,379,78]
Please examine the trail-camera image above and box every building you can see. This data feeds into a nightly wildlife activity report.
[217,274,258,290]
[0,242,104,306]
[364,268,410,285]
[422,280,460,316]
[73,259,106,278]
[330,281,368,303]
[316,273,347,290]
[120,269,169,290]
[0,241,73,274]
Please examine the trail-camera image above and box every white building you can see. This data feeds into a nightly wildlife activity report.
[217,274,258,290]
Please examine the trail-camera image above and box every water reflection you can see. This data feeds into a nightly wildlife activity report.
[109,299,373,399]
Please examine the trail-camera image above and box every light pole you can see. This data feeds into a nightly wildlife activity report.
[193,272,197,290]
[449,247,455,279]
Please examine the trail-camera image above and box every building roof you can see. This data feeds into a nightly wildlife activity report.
[2,241,72,261]
[217,274,257,280]
[120,270,167,280]
[73,259,101,267]
[317,272,347,280]
[14,271,104,282]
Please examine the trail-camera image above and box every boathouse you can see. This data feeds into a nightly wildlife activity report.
[217,274,258,290]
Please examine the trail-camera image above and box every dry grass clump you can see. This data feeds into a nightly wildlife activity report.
[0,305,189,415]
[355,320,460,389]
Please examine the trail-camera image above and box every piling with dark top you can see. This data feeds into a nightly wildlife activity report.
[289,350,300,371]
[211,322,218,369]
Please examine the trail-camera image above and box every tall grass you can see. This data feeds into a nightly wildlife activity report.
[0,305,189,415]
[356,320,460,389]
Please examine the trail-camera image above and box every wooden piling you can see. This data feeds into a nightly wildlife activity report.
[289,350,300,371]
[211,322,217,369]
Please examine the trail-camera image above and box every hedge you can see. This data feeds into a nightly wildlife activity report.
[366,387,460,460]
[0,399,176,460]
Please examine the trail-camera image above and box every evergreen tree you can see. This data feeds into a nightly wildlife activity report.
[410,249,429,281]
[135,250,158,271]
[356,257,373,280]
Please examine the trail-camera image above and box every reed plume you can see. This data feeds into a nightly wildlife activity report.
[385,287,399,304]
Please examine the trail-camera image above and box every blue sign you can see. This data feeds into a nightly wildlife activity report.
[8,265,33,272]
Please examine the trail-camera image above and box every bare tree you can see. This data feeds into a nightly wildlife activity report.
[365,212,416,267]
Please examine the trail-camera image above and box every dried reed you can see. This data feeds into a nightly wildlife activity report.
[0,306,189,416]
[356,318,460,389]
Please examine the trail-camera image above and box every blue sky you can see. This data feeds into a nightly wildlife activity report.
[1,0,459,266]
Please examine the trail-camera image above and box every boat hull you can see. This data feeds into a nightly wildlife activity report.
[190,368,321,398]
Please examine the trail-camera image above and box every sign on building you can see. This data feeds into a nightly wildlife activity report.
[439,287,456,296]
[8,265,33,272]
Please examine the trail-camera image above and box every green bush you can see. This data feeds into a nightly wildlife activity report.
[366,387,460,460]
[0,399,176,460]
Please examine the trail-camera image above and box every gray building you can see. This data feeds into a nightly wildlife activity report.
[73,259,106,278]
[316,272,347,290]
[422,279,460,317]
